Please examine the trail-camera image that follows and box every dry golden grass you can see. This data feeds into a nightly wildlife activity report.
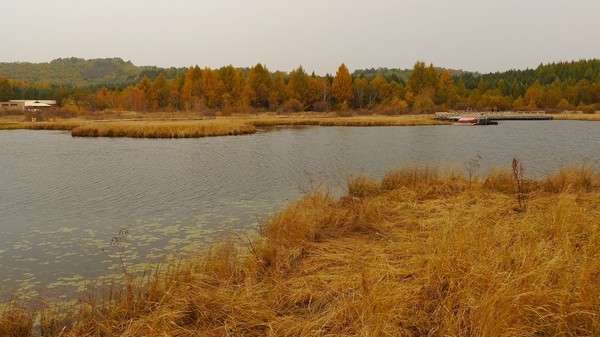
[0,301,34,337]
[0,121,82,131]
[0,120,258,138]
[248,114,448,127]
[70,120,257,138]
[2,164,599,336]
[550,113,600,121]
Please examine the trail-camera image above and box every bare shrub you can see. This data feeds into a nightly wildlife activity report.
[312,101,330,112]
[277,99,304,113]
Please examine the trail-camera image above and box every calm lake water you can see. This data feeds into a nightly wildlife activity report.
[0,121,598,296]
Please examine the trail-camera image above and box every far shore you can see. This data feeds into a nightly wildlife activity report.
[0,114,450,138]
[0,112,598,138]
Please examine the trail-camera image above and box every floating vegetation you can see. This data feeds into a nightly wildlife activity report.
[0,193,280,329]
[56,226,78,233]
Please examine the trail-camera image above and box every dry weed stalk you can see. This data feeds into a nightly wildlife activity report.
[512,157,527,209]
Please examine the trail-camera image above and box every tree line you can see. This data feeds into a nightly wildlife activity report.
[1,59,599,115]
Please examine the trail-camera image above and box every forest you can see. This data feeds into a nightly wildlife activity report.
[0,58,599,115]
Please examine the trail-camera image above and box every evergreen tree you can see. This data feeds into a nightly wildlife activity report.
[0,77,14,101]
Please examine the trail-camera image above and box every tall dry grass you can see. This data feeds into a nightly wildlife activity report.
[0,121,82,131]
[1,164,599,336]
[69,120,257,138]
[249,114,448,127]
[550,113,600,121]
[0,120,257,138]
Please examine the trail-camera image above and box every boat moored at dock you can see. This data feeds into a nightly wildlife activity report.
[453,117,499,126]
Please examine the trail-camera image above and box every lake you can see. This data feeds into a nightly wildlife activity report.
[0,121,598,297]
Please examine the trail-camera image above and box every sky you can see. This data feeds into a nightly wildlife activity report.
[1,0,599,75]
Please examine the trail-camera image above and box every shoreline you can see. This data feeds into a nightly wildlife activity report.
[0,113,597,138]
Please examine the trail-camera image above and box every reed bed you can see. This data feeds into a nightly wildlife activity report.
[248,114,447,127]
[550,113,600,121]
[2,164,598,336]
[0,120,257,138]
[69,120,257,138]
[0,121,82,131]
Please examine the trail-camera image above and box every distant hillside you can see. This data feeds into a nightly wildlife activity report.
[353,67,477,83]
[0,57,182,86]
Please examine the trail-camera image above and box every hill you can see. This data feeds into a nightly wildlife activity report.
[0,57,182,86]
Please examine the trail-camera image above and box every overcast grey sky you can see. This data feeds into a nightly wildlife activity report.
[1,0,599,74]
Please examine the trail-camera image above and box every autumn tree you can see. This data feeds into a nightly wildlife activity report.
[542,81,563,108]
[353,77,368,109]
[332,63,353,106]
[169,75,184,110]
[575,80,594,104]
[407,61,439,97]
[150,73,170,110]
[200,68,224,108]
[497,79,507,96]
[407,62,440,113]
[315,76,331,103]
[119,86,146,111]
[367,75,391,108]
[219,65,246,111]
[269,72,287,109]
[309,76,329,111]
[182,66,202,110]
[456,79,468,102]
[412,95,434,114]
[436,69,455,106]
[136,76,152,95]
[390,81,406,101]
[523,80,543,107]
[96,87,119,110]
[135,75,153,110]
[556,98,572,111]
[244,63,272,109]
[286,66,310,108]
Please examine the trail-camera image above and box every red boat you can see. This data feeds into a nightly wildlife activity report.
[453,117,498,126]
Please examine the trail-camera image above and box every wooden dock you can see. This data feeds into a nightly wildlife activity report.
[435,111,553,121]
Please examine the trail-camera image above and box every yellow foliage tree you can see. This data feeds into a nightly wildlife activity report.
[332,63,354,107]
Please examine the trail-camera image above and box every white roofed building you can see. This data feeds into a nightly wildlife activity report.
[8,100,57,111]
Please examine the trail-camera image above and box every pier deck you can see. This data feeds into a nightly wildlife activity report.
[435,111,553,121]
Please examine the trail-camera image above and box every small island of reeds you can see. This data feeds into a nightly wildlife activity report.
[1,162,599,336]
[0,114,450,138]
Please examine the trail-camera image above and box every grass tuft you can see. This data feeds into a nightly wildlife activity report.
[541,162,599,192]
[0,300,35,336]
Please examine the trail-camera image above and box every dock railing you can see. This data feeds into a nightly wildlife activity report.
[435,111,551,121]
